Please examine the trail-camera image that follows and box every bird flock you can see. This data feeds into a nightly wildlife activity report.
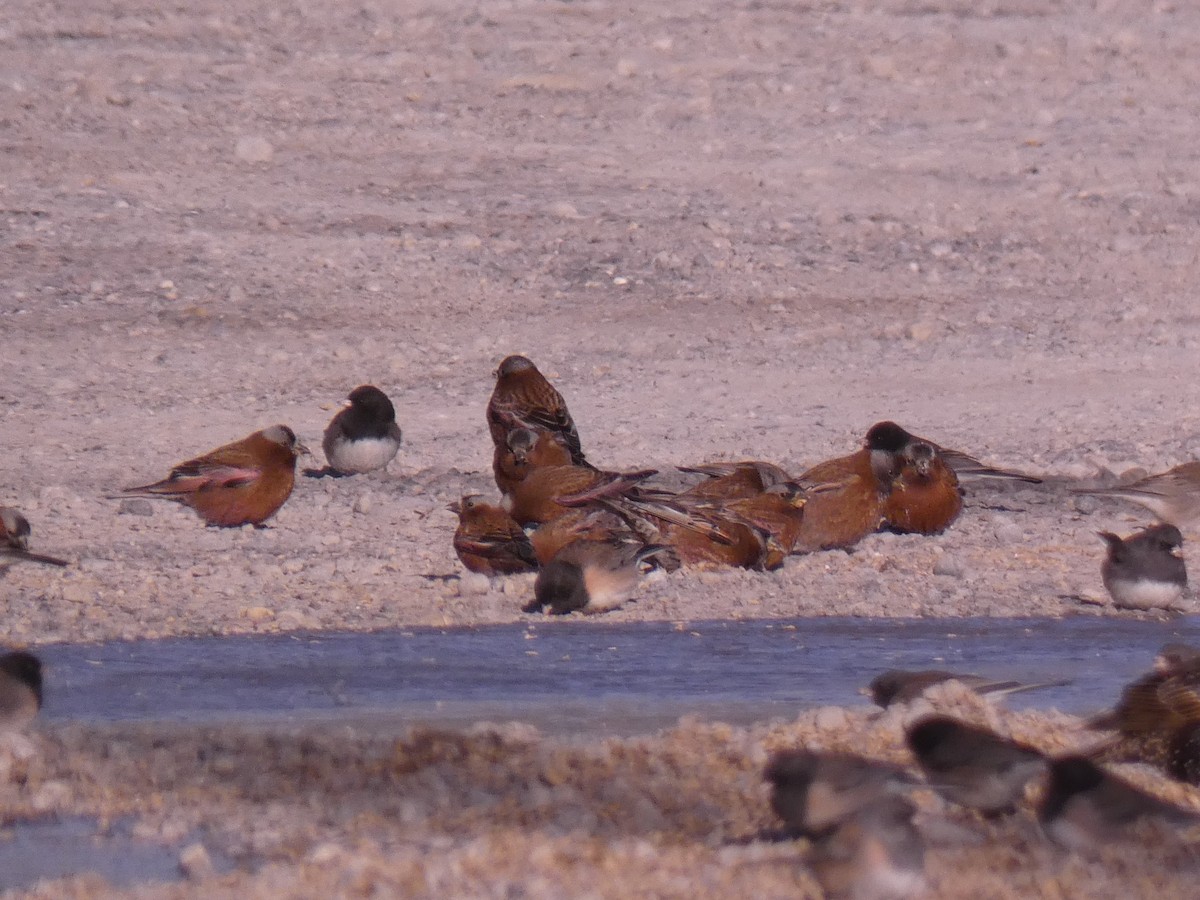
[2,354,1200,894]
[764,643,1200,897]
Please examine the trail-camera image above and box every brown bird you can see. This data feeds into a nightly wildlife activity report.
[1039,755,1200,853]
[1088,643,1200,737]
[493,427,574,500]
[486,355,588,467]
[1,507,67,568]
[677,460,793,501]
[793,422,909,552]
[711,481,814,569]
[118,425,308,527]
[603,494,771,570]
[529,508,635,567]
[882,441,964,535]
[764,749,916,838]
[905,715,1046,815]
[505,461,656,528]
[1072,461,1200,527]
[449,495,537,576]
[868,421,1041,485]
[320,385,402,476]
[867,669,1068,708]
[0,651,42,732]
[524,538,667,615]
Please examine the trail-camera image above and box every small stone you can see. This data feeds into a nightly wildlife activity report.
[933,555,967,578]
[353,495,372,515]
[118,498,154,516]
[242,606,274,622]
[458,573,490,596]
[30,780,72,811]
[907,320,938,341]
[1073,494,1100,515]
[234,135,274,163]
[546,201,581,219]
[179,842,215,880]
[307,842,342,865]
[813,706,847,730]
[616,58,638,77]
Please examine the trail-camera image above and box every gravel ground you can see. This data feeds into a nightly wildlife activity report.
[4,0,1200,895]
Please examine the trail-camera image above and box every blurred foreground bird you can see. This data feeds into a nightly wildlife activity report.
[764,749,916,838]
[867,669,1068,709]
[905,715,1045,815]
[0,508,67,568]
[320,385,402,475]
[1072,461,1200,527]
[1088,642,1200,738]
[117,425,308,527]
[807,795,926,900]
[449,495,537,575]
[0,651,42,732]
[486,355,589,467]
[1039,755,1200,852]
[1098,524,1188,611]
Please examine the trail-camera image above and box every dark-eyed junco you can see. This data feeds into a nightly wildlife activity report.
[487,355,589,468]
[1073,462,1200,527]
[320,385,402,476]
[867,669,1068,709]
[0,508,67,568]
[118,425,309,527]
[764,748,916,838]
[449,495,538,576]
[1039,755,1200,852]
[1097,524,1188,610]
[808,795,926,900]
[905,715,1045,815]
[524,537,667,615]
[0,651,42,732]
[882,441,964,535]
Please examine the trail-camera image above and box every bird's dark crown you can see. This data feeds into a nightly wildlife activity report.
[764,749,819,786]
[347,385,396,421]
[865,421,913,453]
[496,355,537,377]
[905,715,963,754]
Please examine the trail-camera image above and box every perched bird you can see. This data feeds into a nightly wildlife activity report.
[505,463,655,528]
[867,669,1067,709]
[0,651,42,732]
[871,421,1042,485]
[1072,462,1200,527]
[449,495,538,576]
[493,427,574,500]
[524,538,666,615]
[717,481,815,569]
[1039,755,1200,852]
[764,749,915,838]
[486,355,589,467]
[529,508,634,567]
[0,507,67,568]
[1098,524,1188,611]
[905,716,1045,815]
[118,425,308,527]
[320,385,402,476]
[807,796,926,900]
[881,441,964,535]
[677,460,793,501]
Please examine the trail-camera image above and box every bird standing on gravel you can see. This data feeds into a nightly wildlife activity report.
[449,495,538,575]
[881,440,963,535]
[0,507,67,568]
[1098,524,1188,610]
[118,425,308,527]
[320,385,402,476]
[486,355,590,468]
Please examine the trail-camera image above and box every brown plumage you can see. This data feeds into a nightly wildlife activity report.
[882,440,964,534]
[486,355,588,467]
[713,482,813,569]
[602,494,770,570]
[0,507,67,568]
[677,460,793,501]
[119,425,308,527]
[505,463,655,528]
[1072,461,1200,527]
[449,495,537,575]
[493,428,574,500]
[529,508,637,567]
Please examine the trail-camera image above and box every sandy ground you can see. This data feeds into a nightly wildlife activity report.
[4,0,1200,895]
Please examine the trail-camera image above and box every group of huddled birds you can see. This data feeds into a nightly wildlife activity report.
[4,354,1200,893]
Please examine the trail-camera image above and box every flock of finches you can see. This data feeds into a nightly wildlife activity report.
[4,354,1200,893]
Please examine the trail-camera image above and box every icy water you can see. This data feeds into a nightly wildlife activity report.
[37,616,1200,735]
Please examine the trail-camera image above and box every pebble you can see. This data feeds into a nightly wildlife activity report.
[932,555,967,578]
[235,135,274,163]
[813,705,848,730]
[353,495,372,515]
[458,573,490,596]
[179,842,216,880]
[1072,494,1100,515]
